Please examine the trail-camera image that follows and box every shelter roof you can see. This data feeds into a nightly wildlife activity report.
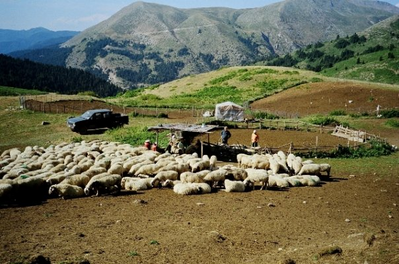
[148,123,219,134]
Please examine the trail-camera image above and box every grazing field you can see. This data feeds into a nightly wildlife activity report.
[0,80,398,264]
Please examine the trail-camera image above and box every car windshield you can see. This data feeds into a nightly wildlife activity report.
[81,111,93,119]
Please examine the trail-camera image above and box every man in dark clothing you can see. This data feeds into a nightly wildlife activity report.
[220,126,231,145]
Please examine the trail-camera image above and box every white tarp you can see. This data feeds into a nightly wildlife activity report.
[215,101,244,121]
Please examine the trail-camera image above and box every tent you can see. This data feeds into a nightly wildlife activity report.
[214,101,244,121]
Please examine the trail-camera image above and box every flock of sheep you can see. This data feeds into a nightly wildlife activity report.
[0,140,331,205]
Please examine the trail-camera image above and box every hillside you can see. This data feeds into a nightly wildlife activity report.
[0,27,79,55]
[34,0,398,89]
[266,15,399,84]
[0,54,122,97]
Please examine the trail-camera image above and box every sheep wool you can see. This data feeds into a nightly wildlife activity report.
[173,182,211,195]
[224,179,246,192]
[48,183,84,199]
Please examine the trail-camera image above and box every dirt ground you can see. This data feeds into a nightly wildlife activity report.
[1,82,399,264]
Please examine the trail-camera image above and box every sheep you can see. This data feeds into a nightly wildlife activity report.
[107,162,124,176]
[191,160,210,173]
[82,166,107,178]
[291,175,321,186]
[122,177,153,191]
[268,158,281,175]
[224,179,246,192]
[134,164,161,176]
[61,174,90,188]
[180,171,210,183]
[48,183,84,199]
[46,173,67,186]
[286,153,296,170]
[319,163,331,177]
[127,160,153,176]
[209,155,217,170]
[0,183,13,204]
[292,158,303,175]
[173,182,212,195]
[203,169,228,188]
[151,171,179,187]
[277,151,287,162]
[84,174,122,196]
[243,168,269,190]
[11,176,48,204]
[268,175,290,189]
[285,176,302,187]
[162,179,181,188]
[297,164,322,176]
[223,166,248,181]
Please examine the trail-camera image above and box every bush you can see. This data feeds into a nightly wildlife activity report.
[252,111,279,120]
[308,115,339,126]
[329,109,347,116]
[380,109,399,118]
[300,140,396,158]
[385,119,399,128]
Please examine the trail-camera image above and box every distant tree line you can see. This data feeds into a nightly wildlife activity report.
[0,54,122,97]
[266,33,396,72]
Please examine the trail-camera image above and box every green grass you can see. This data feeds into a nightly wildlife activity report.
[0,86,46,96]
[115,66,321,108]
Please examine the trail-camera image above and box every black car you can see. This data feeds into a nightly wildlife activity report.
[67,109,129,134]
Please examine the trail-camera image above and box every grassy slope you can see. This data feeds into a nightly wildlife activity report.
[111,66,324,108]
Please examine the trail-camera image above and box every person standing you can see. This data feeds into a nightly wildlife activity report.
[220,126,231,145]
[251,130,259,147]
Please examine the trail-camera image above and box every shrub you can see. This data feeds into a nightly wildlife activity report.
[300,140,395,158]
[380,109,399,118]
[329,109,347,116]
[385,119,399,128]
[308,115,339,126]
[252,111,279,120]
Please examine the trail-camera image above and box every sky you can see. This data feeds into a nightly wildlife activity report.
[1,0,399,32]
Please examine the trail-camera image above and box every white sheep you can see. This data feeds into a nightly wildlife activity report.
[61,174,90,188]
[209,155,217,170]
[223,166,248,181]
[243,168,269,190]
[151,170,179,187]
[162,179,181,188]
[134,164,161,176]
[191,160,210,173]
[107,162,124,176]
[298,164,321,176]
[82,166,107,178]
[291,175,321,186]
[268,175,289,189]
[224,179,246,192]
[319,163,331,177]
[84,174,122,196]
[180,170,210,183]
[122,177,153,191]
[173,182,212,195]
[203,169,228,188]
[48,183,84,199]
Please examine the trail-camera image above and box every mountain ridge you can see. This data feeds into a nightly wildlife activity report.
[10,1,399,89]
[0,27,79,54]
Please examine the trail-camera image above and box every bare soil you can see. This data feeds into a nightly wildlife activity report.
[1,82,399,264]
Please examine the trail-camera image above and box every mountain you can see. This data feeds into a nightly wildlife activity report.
[265,15,399,84]
[0,27,79,54]
[19,1,399,89]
